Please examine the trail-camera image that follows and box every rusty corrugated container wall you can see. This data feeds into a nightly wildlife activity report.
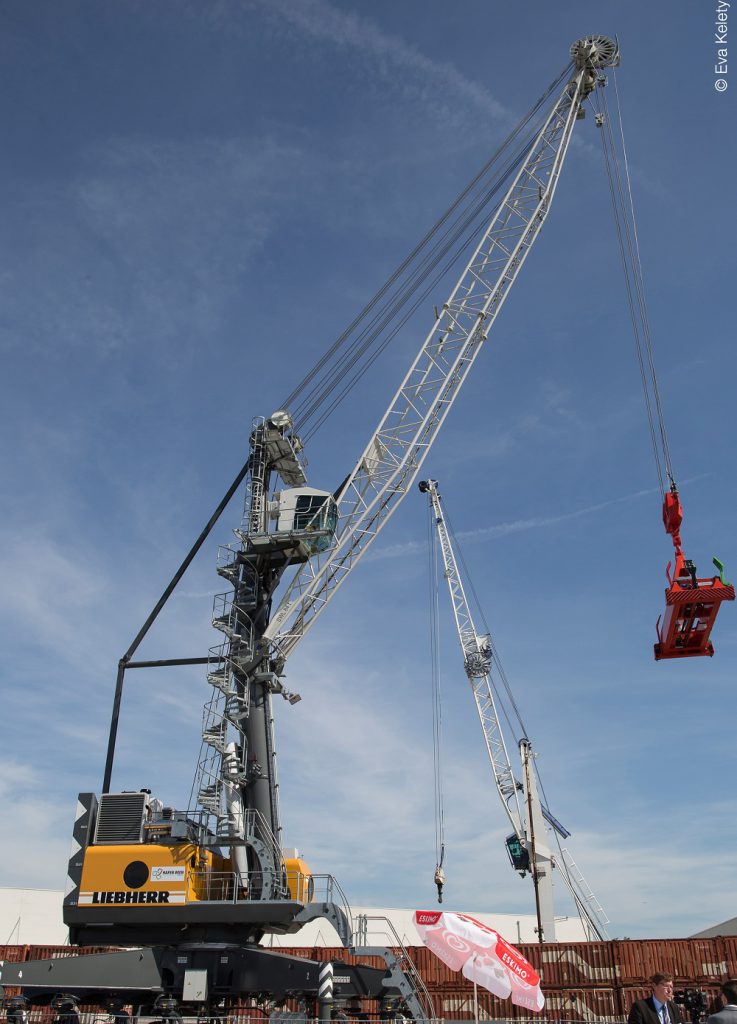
[251,938,737,1020]
[426,986,617,1021]
[721,937,737,973]
[530,987,618,1022]
[517,942,619,988]
[2,938,736,1021]
[10,945,116,961]
[0,945,28,963]
[612,939,728,984]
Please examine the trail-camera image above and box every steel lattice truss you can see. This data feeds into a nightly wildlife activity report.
[422,479,523,834]
[264,66,589,662]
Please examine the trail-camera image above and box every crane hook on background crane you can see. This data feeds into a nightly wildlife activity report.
[434,850,446,904]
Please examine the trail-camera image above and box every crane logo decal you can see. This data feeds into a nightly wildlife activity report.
[78,891,187,905]
[151,866,186,882]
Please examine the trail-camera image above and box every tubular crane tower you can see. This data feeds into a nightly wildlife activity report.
[419,477,610,943]
[0,36,620,1020]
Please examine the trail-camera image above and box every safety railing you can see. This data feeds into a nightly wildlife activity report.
[3,1015,449,1024]
[188,869,270,903]
[186,866,334,906]
[352,915,435,1024]
[7,1012,636,1024]
[1,1009,635,1024]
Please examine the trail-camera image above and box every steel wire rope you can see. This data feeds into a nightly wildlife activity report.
[442,504,529,744]
[530,755,609,940]
[611,70,675,484]
[428,499,608,935]
[448,509,610,937]
[285,65,571,424]
[592,84,673,495]
[437,499,610,942]
[301,172,523,444]
[437,501,531,846]
[297,130,539,440]
[601,87,670,488]
[594,88,664,493]
[426,496,446,878]
[299,101,566,445]
[285,135,524,425]
[281,65,574,437]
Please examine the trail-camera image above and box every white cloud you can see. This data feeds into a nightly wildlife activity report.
[367,485,658,564]
[1,134,304,362]
[0,527,108,673]
[0,759,76,889]
[253,0,510,126]
[368,470,714,564]
[557,809,737,937]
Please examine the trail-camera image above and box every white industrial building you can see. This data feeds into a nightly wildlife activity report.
[0,887,589,948]
[1,888,68,945]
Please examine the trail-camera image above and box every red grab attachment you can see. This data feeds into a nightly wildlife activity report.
[654,489,735,660]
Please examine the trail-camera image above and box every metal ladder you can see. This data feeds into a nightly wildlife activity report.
[352,914,437,1024]
[560,847,611,939]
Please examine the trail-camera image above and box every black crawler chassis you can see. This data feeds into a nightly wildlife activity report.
[0,945,401,1016]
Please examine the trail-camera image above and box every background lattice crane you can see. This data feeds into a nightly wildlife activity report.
[419,477,610,943]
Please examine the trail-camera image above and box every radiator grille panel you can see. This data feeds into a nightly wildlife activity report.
[94,793,146,844]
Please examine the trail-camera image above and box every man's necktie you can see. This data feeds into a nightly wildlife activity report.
[662,1006,670,1024]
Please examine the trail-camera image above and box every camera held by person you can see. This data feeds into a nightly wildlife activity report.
[674,989,710,1024]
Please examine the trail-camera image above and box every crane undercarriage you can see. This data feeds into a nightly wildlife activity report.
[0,942,428,1021]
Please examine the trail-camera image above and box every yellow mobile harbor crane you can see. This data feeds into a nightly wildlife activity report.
[0,37,619,1022]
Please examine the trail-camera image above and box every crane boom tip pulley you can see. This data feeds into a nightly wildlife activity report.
[570,36,620,70]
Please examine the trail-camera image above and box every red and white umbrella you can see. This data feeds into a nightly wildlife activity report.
[414,910,545,1013]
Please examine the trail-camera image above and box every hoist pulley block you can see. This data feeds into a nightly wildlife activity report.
[654,490,734,660]
[662,490,683,541]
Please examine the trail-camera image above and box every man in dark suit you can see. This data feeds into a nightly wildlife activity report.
[629,974,683,1024]
[707,980,737,1024]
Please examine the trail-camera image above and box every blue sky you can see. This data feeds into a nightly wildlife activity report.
[1,0,735,942]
